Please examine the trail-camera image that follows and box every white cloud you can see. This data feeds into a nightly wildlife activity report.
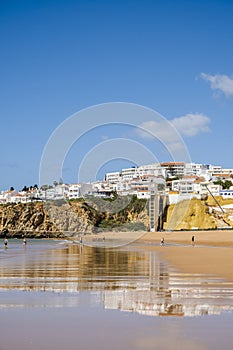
[136,120,175,141]
[135,119,188,157]
[200,73,233,97]
[136,117,195,160]
[137,113,210,140]
[171,113,211,137]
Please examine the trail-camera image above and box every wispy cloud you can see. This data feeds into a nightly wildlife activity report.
[137,113,210,140]
[171,113,211,137]
[200,73,233,97]
[136,120,174,140]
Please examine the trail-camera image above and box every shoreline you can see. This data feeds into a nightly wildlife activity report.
[3,230,233,284]
[139,230,233,283]
[83,229,233,283]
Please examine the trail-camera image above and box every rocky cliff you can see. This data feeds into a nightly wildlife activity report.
[0,196,149,238]
[163,197,233,230]
[2,196,232,238]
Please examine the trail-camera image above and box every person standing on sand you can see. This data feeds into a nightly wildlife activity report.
[192,235,195,245]
[160,237,164,246]
[23,237,27,246]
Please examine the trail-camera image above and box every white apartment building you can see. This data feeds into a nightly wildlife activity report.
[66,184,81,199]
[221,168,233,176]
[121,167,137,181]
[0,191,29,204]
[194,182,222,196]
[208,165,222,175]
[37,184,69,200]
[106,163,166,183]
[184,163,209,176]
[0,190,12,204]
[171,178,195,194]
[91,181,115,198]
[160,162,185,178]
[116,177,166,198]
[116,180,132,196]
[136,163,166,178]
[105,171,121,183]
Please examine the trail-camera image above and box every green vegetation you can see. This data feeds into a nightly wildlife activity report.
[94,195,148,230]
[213,179,233,189]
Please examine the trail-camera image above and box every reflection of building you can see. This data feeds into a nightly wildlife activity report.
[1,244,233,317]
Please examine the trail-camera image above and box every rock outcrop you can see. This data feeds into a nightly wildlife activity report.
[164,197,233,230]
[0,196,149,238]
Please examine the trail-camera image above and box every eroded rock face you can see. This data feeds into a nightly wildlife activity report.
[163,198,221,230]
[0,203,57,238]
[0,198,149,238]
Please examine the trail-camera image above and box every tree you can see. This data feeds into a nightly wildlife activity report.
[213,179,233,189]
[9,186,14,191]
[223,180,233,189]
[22,185,29,192]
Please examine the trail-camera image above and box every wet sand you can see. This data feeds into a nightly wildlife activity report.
[140,230,233,283]
[1,233,233,350]
[84,230,233,283]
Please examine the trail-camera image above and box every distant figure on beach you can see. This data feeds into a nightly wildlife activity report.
[79,236,83,244]
[192,236,195,245]
[160,237,164,246]
[4,237,8,249]
[23,237,27,246]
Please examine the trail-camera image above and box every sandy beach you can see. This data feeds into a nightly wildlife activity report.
[140,230,233,283]
[1,231,233,350]
[84,230,233,283]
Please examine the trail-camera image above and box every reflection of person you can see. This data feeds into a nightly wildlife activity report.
[160,237,164,246]
[4,237,8,249]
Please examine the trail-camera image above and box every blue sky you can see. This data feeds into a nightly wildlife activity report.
[1,0,233,190]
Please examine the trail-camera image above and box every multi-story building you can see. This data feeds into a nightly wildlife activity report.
[121,167,137,181]
[208,164,222,175]
[116,176,166,198]
[171,177,196,194]
[194,181,222,196]
[105,171,121,183]
[66,184,81,199]
[37,184,69,201]
[136,163,166,178]
[106,163,166,183]
[184,163,208,176]
[160,162,185,178]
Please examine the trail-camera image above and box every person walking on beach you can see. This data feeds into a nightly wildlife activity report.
[23,237,27,246]
[160,237,164,246]
[4,237,8,249]
[79,236,83,245]
[192,235,195,245]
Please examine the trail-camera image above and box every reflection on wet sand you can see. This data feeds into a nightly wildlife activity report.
[0,242,233,317]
